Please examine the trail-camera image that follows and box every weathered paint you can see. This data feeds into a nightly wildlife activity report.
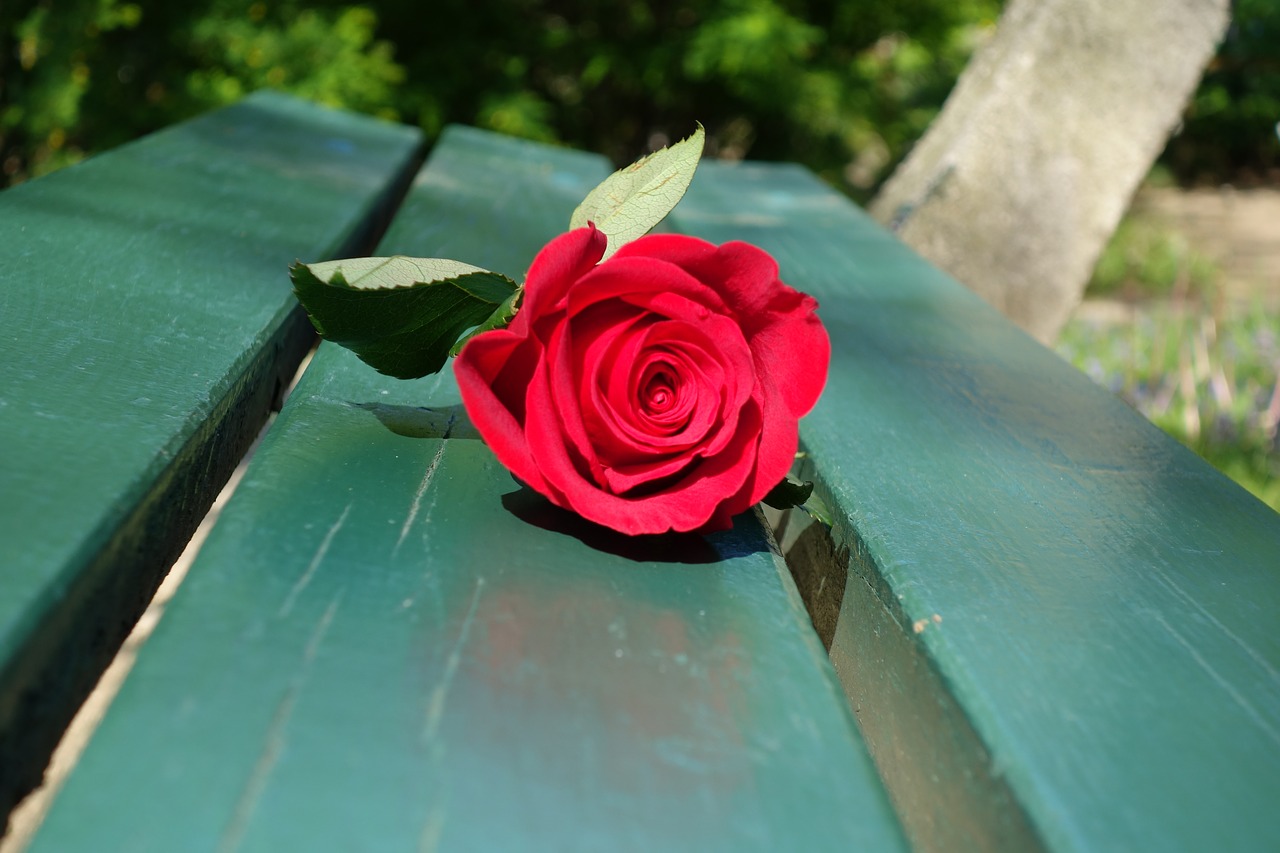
[29,127,907,851]
[0,92,422,819]
[671,160,1280,852]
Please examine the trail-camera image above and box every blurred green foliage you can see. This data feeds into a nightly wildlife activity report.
[185,4,404,111]
[4,2,1277,191]
[1059,304,1280,512]
[1088,211,1219,301]
[0,0,1000,194]
[1162,0,1280,184]
[0,0,406,182]
[1078,196,1279,508]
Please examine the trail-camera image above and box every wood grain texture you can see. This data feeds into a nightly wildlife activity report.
[670,160,1280,852]
[0,92,422,821]
[29,128,907,851]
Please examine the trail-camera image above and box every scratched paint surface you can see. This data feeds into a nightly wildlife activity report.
[0,92,418,616]
[31,128,908,850]
[0,92,422,817]
[671,162,1280,851]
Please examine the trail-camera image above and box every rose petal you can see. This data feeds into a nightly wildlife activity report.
[701,241,829,417]
[741,367,802,507]
[531,401,763,535]
[542,308,618,491]
[462,230,827,537]
[746,301,829,417]
[576,307,684,457]
[610,232,718,273]
[601,332,718,447]
[598,451,697,496]
[569,255,732,318]
[584,317,753,462]
[567,303,655,486]
[615,237,829,417]
[454,330,553,496]
[514,225,608,335]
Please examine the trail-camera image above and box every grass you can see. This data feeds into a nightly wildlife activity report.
[1057,213,1280,511]
[1087,215,1218,300]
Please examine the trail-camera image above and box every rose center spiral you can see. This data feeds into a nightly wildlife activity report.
[639,363,680,415]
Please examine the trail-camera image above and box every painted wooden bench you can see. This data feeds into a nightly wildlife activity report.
[3,92,1279,851]
[0,91,419,826]
[1,94,904,851]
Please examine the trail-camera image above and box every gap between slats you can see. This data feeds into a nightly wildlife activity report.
[0,348,317,853]
[766,492,1046,853]
[0,133,427,849]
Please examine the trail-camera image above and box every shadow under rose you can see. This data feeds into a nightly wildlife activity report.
[501,485,766,565]
[349,400,766,564]
[349,401,482,440]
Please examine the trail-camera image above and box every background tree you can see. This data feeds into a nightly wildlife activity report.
[5,1,1276,198]
[1162,0,1280,185]
[868,0,1232,342]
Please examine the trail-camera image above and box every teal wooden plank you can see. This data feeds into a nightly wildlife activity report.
[670,161,1280,851]
[0,92,421,819]
[30,129,908,851]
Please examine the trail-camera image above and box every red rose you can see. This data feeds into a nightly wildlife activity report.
[455,225,829,535]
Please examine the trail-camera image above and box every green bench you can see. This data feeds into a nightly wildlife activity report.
[3,92,1278,851]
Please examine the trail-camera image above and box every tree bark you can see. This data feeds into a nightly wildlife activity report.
[868,0,1231,343]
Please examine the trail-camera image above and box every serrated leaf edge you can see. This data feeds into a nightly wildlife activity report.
[570,122,705,259]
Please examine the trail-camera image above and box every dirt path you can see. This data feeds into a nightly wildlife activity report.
[1137,186,1280,309]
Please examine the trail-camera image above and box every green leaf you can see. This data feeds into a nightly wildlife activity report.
[291,256,518,380]
[762,475,834,527]
[302,256,490,291]
[762,475,814,511]
[799,491,834,529]
[449,286,522,356]
[570,123,705,260]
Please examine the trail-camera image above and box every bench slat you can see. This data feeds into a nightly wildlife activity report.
[0,92,421,819]
[30,128,908,850]
[670,161,1280,851]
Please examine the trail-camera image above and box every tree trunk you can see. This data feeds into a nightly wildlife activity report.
[868,0,1230,343]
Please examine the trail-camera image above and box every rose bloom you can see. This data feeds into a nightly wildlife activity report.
[455,225,829,535]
